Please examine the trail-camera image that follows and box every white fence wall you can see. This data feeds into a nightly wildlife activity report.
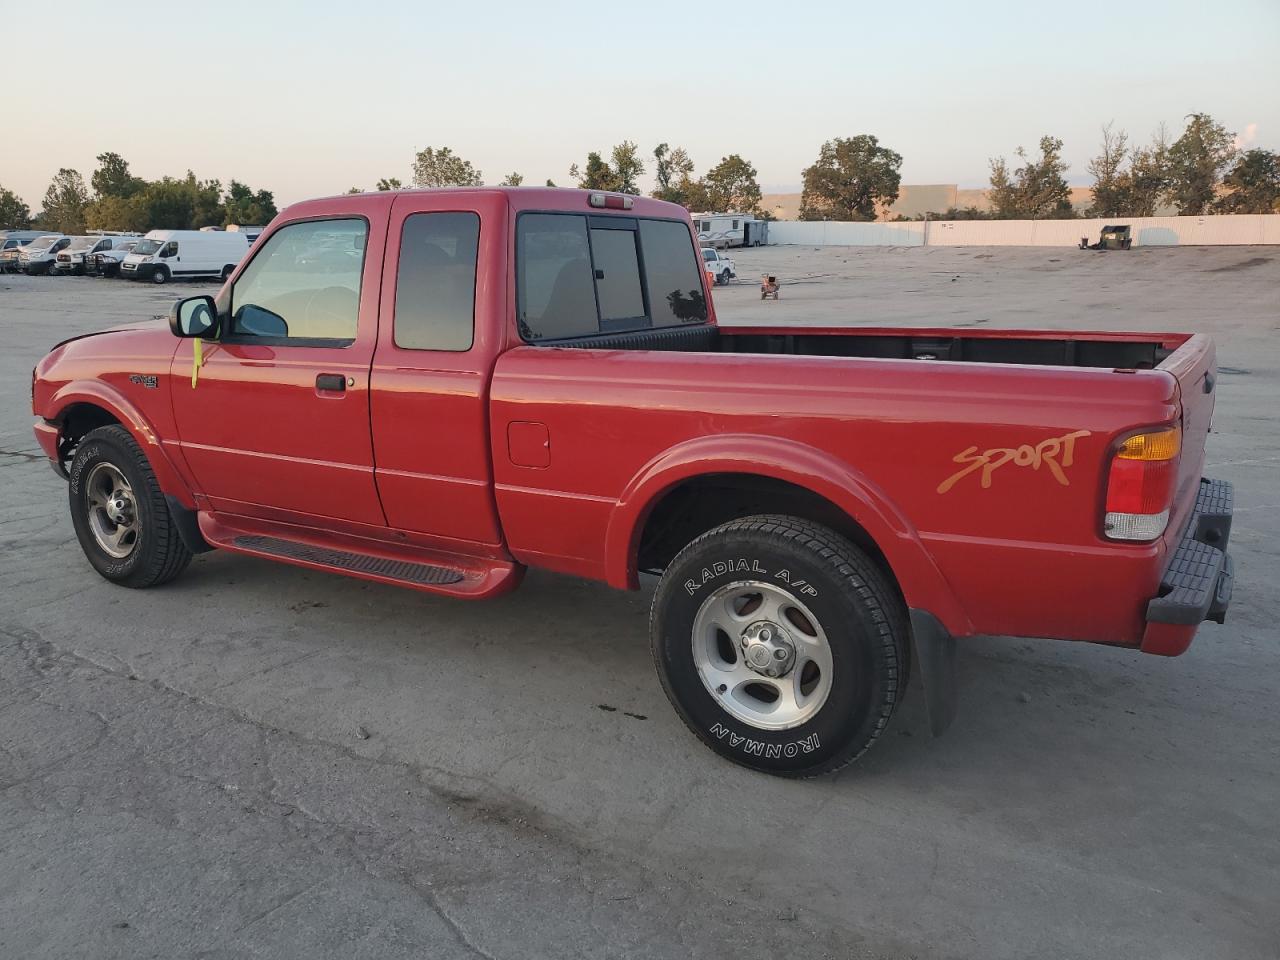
[769,214,1280,247]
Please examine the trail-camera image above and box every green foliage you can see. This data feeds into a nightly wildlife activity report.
[987,136,1074,219]
[912,206,992,221]
[652,143,695,203]
[0,185,32,228]
[222,180,277,226]
[412,146,483,188]
[1086,123,1130,217]
[570,142,645,194]
[1215,149,1280,214]
[701,154,762,214]
[499,172,524,186]
[90,152,145,200]
[800,136,902,221]
[1165,114,1237,215]
[376,178,402,191]
[38,168,91,233]
[545,179,557,188]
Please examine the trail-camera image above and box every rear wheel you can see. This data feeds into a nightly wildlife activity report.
[68,425,192,588]
[220,264,234,281]
[651,515,906,777]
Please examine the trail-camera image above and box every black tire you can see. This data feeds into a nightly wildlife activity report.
[68,425,192,588]
[651,515,906,777]
[220,264,234,281]
[151,266,169,284]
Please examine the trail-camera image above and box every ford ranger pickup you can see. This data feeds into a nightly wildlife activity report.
[30,187,1235,777]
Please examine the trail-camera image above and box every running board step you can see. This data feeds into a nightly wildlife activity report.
[232,535,463,585]
[197,512,523,600]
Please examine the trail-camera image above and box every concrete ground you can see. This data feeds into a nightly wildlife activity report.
[1,245,1277,959]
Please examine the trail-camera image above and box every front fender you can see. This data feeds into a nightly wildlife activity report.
[603,433,973,637]
[45,380,196,509]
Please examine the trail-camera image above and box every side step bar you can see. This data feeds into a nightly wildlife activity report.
[199,513,523,600]
[233,535,464,586]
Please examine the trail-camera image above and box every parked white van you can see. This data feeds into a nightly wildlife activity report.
[18,235,69,275]
[121,229,250,284]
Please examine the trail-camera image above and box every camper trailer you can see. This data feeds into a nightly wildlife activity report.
[691,213,768,248]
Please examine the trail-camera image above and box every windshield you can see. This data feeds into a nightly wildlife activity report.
[68,237,97,251]
[132,239,163,255]
[701,249,716,262]
[29,236,60,251]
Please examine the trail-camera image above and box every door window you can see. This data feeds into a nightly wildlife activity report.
[588,227,644,326]
[394,212,480,351]
[159,241,177,258]
[229,218,367,343]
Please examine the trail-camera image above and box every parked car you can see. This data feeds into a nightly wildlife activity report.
[120,229,250,284]
[18,235,69,274]
[54,234,140,276]
[0,232,48,273]
[89,240,140,277]
[31,187,1233,778]
[702,247,735,285]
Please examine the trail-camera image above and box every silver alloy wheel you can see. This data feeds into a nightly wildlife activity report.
[691,580,835,730]
[152,268,166,284]
[85,462,140,559]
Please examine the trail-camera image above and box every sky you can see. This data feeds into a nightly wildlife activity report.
[3,0,1278,210]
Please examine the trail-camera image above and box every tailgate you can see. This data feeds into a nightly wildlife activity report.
[1159,333,1217,540]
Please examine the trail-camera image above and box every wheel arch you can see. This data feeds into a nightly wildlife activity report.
[48,383,195,509]
[604,434,973,636]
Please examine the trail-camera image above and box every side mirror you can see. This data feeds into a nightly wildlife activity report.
[170,295,218,338]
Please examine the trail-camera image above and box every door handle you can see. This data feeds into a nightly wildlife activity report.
[316,373,346,393]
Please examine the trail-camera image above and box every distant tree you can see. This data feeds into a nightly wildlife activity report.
[1215,149,1280,214]
[499,172,524,186]
[376,178,402,191]
[545,179,557,188]
[222,180,277,226]
[1087,123,1131,217]
[987,136,1074,219]
[84,196,145,232]
[39,168,90,233]
[1124,129,1172,217]
[90,152,144,200]
[347,186,363,194]
[571,141,645,194]
[130,173,223,230]
[701,154,763,214]
[800,135,902,221]
[0,185,32,228]
[652,143,695,202]
[609,141,644,194]
[412,146,483,188]
[1165,113,1237,215]
[913,206,992,221]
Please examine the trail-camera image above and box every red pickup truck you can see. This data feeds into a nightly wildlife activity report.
[31,188,1234,777]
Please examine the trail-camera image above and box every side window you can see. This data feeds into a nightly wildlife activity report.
[588,227,644,326]
[732,219,740,230]
[160,241,177,258]
[639,219,707,325]
[229,218,366,343]
[517,214,597,340]
[394,212,479,351]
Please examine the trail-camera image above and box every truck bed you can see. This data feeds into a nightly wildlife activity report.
[550,321,1189,371]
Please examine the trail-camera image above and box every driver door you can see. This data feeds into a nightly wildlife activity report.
[169,213,388,528]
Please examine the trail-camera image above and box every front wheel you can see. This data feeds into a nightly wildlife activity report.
[68,425,192,588]
[650,515,906,777]
[151,266,169,284]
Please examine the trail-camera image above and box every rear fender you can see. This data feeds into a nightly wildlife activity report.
[604,433,973,637]
[48,380,196,509]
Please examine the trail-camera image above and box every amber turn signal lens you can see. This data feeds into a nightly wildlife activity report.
[1116,428,1181,461]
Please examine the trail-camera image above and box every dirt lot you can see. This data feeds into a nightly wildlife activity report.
[1,246,1277,959]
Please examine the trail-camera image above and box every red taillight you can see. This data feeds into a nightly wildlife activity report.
[1103,427,1181,541]
[587,192,634,210]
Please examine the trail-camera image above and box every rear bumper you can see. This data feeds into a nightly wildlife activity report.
[1140,478,1233,656]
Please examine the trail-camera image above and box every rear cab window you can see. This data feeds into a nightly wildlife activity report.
[517,213,706,342]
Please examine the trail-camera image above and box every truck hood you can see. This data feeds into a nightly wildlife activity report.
[48,317,170,353]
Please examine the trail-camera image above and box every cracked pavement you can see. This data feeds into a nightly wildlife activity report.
[2,250,1278,958]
